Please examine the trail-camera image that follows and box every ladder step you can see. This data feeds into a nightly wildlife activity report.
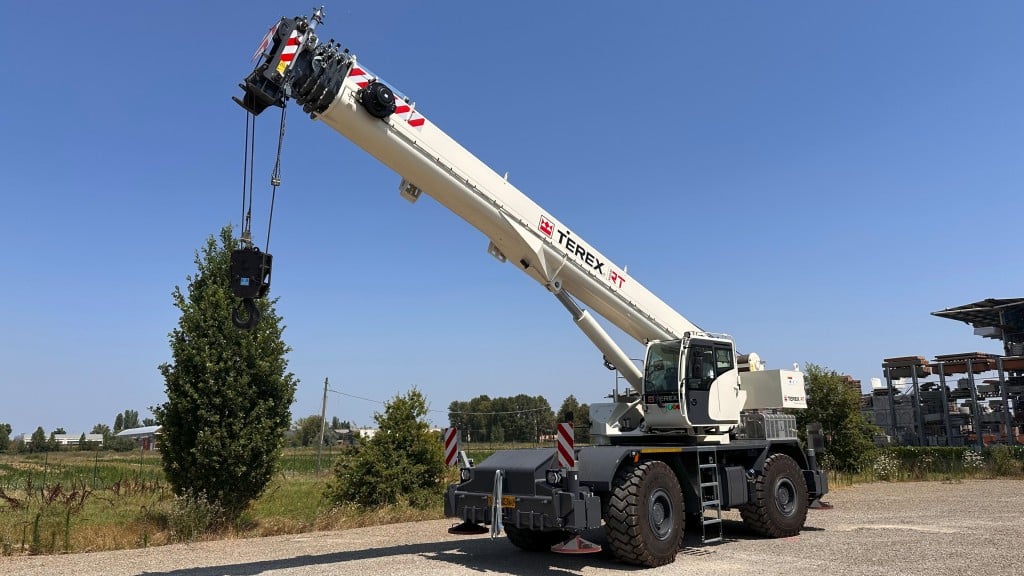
[702,500,720,508]
[699,463,718,469]
[700,482,719,488]
[703,536,723,544]
[703,518,722,526]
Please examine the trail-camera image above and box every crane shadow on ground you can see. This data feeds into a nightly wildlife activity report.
[138,519,828,576]
[678,517,825,557]
[137,531,632,576]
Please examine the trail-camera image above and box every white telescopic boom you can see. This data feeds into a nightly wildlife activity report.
[236,14,701,370]
[314,65,699,344]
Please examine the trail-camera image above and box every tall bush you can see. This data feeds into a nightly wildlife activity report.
[796,364,878,472]
[326,389,444,509]
[154,226,296,519]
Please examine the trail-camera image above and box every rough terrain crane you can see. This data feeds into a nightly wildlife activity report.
[232,8,828,567]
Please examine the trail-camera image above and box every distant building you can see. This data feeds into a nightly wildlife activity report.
[355,427,378,440]
[20,433,104,447]
[116,425,162,450]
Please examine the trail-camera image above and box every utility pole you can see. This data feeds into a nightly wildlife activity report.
[316,377,328,477]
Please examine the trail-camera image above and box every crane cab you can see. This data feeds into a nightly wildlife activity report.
[641,333,746,432]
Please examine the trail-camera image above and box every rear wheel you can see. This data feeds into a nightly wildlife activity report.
[739,453,808,537]
[504,525,571,552]
[604,460,683,567]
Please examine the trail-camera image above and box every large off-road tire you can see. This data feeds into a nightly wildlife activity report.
[504,525,571,552]
[739,452,809,538]
[604,460,684,567]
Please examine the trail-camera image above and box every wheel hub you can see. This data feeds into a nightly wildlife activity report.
[647,488,674,540]
[775,478,797,516]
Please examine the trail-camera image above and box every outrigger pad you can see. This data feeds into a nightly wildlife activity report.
[551,535,602,554]
[448,520,488,535]
[230,248,273,300]
[809,498,834,510]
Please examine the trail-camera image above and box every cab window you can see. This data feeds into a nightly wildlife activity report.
[685,343,734,391]
[685,345,715,391]
[715,346,734,375]
[644,340,681,394]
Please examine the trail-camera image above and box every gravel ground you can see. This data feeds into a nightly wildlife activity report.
[1,479,1021,576]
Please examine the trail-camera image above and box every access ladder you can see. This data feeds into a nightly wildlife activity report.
[697,448,723,544]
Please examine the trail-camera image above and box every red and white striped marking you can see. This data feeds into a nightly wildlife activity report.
[348,67,425,128]
[275,30,302,74]
[556,422,575,469]
[348,66,372,88]
[443,427,460,467]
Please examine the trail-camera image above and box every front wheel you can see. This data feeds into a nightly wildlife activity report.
[739,452,809,537]
[604,460,683,567]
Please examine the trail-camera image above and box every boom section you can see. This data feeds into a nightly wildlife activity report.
[236,14,700,344]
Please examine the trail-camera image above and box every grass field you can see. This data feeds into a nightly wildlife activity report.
[0,448,467,555]
[1,443,1019,556]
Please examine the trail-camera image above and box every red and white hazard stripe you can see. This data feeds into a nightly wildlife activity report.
[394,100,426,128]
[348,67,425,129]
[348,66,371,88]
[556,422,575,469]
[443,427,460,467]
[275,30,302,74]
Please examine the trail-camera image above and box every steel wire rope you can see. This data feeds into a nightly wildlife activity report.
[242,111,257,242]
[265,106,287,253]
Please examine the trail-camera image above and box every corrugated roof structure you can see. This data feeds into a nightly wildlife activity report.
[932,298,1024,355]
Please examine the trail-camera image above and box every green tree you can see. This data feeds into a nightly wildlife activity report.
[123,410,140,429]
[154,225,297,520]
[91,423,111,443]
[114,410,140,432]
[330,417,353,431]
[295,415,326,447]
[29,427,47,453]
[47,431,61,451]
[796,363,878,472]
[448,394,555,443]
[557,395,580,425]
[556,395,591,444]
[326,388,444,508]
[0,423,11,453]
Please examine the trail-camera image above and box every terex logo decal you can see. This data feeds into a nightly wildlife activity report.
[609,270,626,289]
[539,216,554,238]
[540,214,627,289]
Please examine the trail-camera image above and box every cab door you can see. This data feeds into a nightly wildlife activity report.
[682,340,736,425]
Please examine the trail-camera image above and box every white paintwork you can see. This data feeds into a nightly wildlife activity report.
[740,369,808,410]
[314,74,700,347]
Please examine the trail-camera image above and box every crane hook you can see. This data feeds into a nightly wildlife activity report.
[232,298,261,330]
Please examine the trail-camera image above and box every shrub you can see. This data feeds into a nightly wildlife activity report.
[872,450,899,481]
[962,449,985,475]
[987,445,1020,477]
[325,389,445,509]
[166,491,224,542]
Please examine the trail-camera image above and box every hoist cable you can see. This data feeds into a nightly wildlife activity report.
[265,106,287,253]
[248,115,257,238]
[241,111,251,234]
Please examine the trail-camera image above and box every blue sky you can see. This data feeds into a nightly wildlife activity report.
[1,1,1020,436]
